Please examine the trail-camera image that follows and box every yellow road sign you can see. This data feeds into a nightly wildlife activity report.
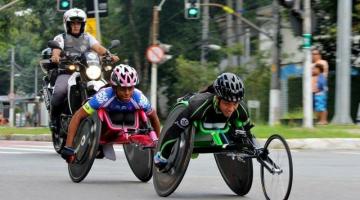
[85,18,97,38]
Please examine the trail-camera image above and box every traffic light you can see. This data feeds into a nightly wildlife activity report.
[159,42,173,64]
[57,0,72,12]
[278,0,294,8]
[184,0,200,19]
[86,0,108,18]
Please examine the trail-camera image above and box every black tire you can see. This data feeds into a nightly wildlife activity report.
[214,153,253,196]
[123,143,153,182]
[260,134,293,200]
[51,129,64,154]
[68,113,101,183]
[153,104,194,197]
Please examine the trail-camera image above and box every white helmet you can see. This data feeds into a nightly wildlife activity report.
[63,8,87,35]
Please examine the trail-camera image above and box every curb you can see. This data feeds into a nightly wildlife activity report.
[0,134,51,142]
[1,135,360,149]
[286,138,360,150]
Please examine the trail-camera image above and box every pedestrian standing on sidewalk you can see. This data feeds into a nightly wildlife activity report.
[312,63,328,125]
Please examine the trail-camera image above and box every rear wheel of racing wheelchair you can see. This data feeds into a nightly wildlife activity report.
[214,153,253,196]
[123,132,154,182]
[153,104,194,197]
[260,134,293,200]
[68,113,101,183]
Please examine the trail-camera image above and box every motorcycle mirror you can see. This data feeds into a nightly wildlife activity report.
[108,40,120,50]
[47,40,62,50]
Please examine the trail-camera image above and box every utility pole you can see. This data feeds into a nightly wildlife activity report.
[34,64,39,127]
[200,0,209,65]
[34,65,38,95]
[268,0,281,126]
[332,0,353,124]
[302,0,313,128]
[150,0,167,111]
[235,0,245,65]
[93,0,102,42]
[9,47,15,127]
[226,0,236,67]
[244,28,250,62]
[150,6,160,110]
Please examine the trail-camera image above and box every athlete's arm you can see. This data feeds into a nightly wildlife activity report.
[148,111,161,137]
[65,107,89,147]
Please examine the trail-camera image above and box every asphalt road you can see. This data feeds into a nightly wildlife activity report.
[0,141,359,200]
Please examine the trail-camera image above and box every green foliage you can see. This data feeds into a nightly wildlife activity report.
[173,56,218,96]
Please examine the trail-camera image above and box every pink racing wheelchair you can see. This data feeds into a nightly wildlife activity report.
[67,108,158,183]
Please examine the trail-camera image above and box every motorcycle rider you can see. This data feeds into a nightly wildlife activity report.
[153,72,255,171]
[49,8,119,132]
[61,64,161,162]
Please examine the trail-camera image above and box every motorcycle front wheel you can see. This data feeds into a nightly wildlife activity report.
[51,125,65,154]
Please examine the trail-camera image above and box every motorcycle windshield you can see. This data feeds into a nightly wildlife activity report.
[85,52,100,66]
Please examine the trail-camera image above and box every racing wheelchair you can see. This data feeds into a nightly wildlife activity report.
[67,108,158,183]
[153,100,293,200]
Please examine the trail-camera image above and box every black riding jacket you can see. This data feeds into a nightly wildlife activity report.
[160,92,253,157]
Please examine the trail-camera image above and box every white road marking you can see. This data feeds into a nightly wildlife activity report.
[334,151,360,155]
[0,142,124,155]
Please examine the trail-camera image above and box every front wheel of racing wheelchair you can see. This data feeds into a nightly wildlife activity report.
[68,113,101,183]
[259,134,293,200]
[153,103,194,197]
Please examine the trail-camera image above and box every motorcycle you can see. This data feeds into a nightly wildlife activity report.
[39,40,120,154]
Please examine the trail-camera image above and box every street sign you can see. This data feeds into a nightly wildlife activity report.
[146,45,165,64]
[303,33,312,49]
[85,18,97,38]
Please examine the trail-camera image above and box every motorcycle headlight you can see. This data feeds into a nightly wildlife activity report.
[68,64,76,71]
[86,65,101,80]
[104,65,112,71]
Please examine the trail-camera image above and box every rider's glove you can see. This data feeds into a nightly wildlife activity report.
[154,152,168,171]
[61,146,75,163]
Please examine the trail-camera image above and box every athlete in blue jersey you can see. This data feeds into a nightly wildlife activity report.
[61,64,161,161]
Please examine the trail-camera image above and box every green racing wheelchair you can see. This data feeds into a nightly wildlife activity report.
[153,100,293,200]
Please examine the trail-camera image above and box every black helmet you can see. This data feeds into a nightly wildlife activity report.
[213,72,244,102]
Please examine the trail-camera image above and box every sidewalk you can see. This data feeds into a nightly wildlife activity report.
[1,134,360,149]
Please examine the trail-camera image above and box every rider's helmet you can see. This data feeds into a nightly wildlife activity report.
[110,64,139,87]
[213,72,244,102]
[63,8,87,35]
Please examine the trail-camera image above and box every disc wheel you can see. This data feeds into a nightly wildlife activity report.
[123,143,153,182]
[153,104,194,197]
[214,153,253,196]
[68,114,101,183]
[260,134,293,200]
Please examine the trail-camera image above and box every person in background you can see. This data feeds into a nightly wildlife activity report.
[312,63,328,125]
[312,49,329,78]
